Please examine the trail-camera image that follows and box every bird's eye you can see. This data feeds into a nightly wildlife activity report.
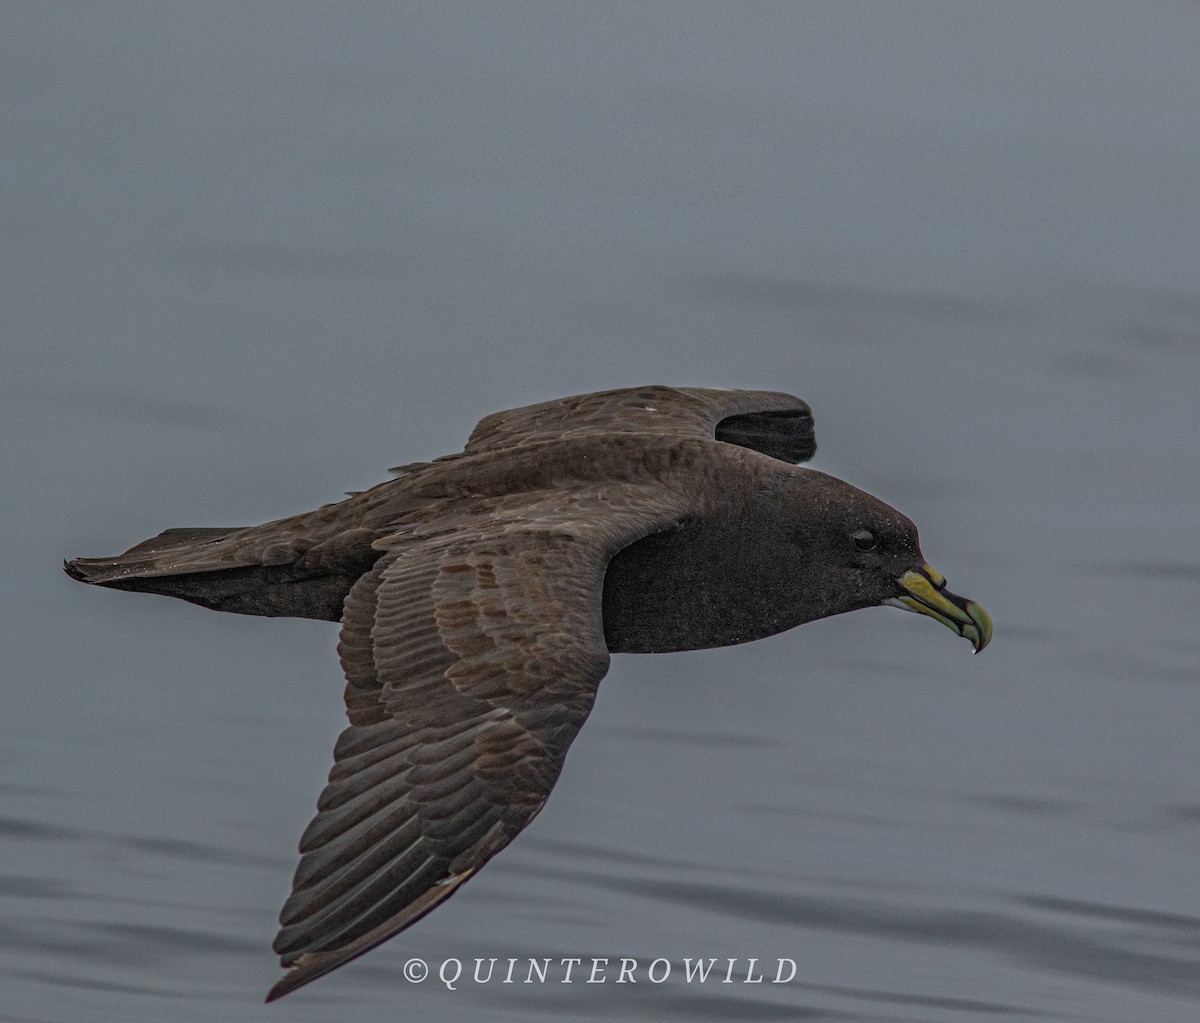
[851,529,877,552]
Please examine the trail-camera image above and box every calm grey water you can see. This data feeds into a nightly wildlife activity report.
[4,4,1199,1021]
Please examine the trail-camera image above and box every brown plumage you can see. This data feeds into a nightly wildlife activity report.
[64,385,991,1000]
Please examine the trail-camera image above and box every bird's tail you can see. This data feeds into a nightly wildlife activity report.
[65,523,375,622]
[65,527,240,585]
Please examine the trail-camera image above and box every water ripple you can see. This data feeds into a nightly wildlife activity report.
[552,872,1200,1000]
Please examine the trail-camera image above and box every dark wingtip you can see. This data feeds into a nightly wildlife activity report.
[63,558,89,582]
[264,960,325,1003]
[264,868,478,1001]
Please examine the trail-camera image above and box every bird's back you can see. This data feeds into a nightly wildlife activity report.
[63,430,726,621]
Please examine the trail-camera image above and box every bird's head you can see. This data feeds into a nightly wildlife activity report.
[765,468,992,653]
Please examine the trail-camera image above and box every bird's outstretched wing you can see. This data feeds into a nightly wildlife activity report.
[267,484,688,1001]
[464,385,816,464]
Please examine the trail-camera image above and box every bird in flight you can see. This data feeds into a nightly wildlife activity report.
[65,385,991,1000]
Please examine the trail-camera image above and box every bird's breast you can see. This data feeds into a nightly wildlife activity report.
[600,518,807,654]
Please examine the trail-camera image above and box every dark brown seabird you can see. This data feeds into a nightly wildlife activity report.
[64,385,992,1001]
